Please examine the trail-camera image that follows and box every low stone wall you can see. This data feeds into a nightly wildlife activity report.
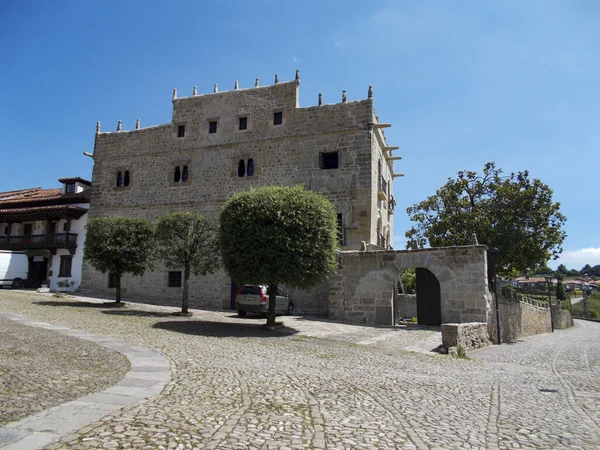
[488,297,572,343]
[441,322,491,351]
[395,294,417,322]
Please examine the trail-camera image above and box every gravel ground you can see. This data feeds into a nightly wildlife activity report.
[1,289,599,449]
[0,314,130,426]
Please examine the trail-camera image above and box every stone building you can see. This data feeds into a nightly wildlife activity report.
[0,178,90,291]
[82,72,403,312]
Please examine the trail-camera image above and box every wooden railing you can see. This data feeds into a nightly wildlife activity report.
[0,233,78,250]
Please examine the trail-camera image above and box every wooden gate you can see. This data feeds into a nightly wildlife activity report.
[416,268,441,325]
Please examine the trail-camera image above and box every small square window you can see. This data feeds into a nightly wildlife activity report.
[65,183,75,194]
[239,117,247,130]
[273,112,283,126]
[59,255,72,278]
[209,121,218,134]
[168,271,182,288]
[177,125,185,137]
[319,151,339,170]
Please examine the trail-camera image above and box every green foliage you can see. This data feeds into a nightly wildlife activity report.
[555,280,567,301]
[567,269,580,277]
[557,264,568,275]
[405,162,567,276]
[398,268,416,294]
[84,217,156,303]
[501,284,516,299]
[156,212,221,313]
[572,292,600,319]
[220,186,339,326]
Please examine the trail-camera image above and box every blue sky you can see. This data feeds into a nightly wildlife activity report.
[1,1,599,271]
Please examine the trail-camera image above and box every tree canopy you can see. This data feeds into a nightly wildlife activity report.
[156,212,220,314]
[405,162,567,276]
[84,217,156,303]
[220,186,339,327]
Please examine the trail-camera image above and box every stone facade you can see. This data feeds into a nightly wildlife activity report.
[329,245,492,325]
[82,74,400,311]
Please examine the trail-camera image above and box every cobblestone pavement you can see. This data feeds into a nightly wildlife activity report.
[1,290,599,449]
[0,316,129,427]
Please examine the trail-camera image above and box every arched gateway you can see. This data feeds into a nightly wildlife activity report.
[328,245,492,326]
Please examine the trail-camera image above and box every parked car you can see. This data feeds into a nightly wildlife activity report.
[235,284,293,317]
[0,250,28,289]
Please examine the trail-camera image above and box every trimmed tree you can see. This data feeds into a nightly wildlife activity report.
[220,186,339,328]
[84,217,156,304]
[156,212,221,314]
[405,162,567,276]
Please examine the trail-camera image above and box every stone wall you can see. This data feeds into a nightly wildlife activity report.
[488,297,572,343]
[441,323,491,351]
[82,75,398,312]
[395,293,417,322]
[329,245,492,326]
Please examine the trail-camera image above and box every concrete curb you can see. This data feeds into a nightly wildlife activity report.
[0,312,171,450]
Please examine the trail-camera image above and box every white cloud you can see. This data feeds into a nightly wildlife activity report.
[549,248,600,271]
[291,55,298,63]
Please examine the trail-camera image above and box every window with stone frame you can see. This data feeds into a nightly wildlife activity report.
[177,125,185,138]
[238,160,246,177]
[58,255,72,278]
[239,117,248,130]
[273,112,283,126]
[174,166,181,183]
[247,159,254,176]
[319,151,339,170]
[123,171,130,186]
[181,165,189,182]
[209,121,218,134]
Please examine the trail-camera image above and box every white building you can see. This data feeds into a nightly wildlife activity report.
[0,177,90,291]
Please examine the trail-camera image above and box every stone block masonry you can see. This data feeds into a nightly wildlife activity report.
[441,323,491,351]
[82,73,401,312]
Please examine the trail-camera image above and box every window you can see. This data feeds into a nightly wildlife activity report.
[116,171,122,187]
[247,159,254,176]
[4,226,8,234]
[239,117,247,130]
[319,151,339,170]
[58,255,72,277]
[238,160,246,177]
[65,183,75,194]
[108,272,117,288]
[124,171,130,186]
[209,121,218,134]
[63,222,70,232]
[337,213,344,245]
[168,271,182,288]
[174,166,181,183]
[273,112,283,126]
[177,125,185,137]
[181,165,189,182]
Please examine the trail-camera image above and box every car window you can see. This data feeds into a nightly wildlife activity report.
[240,286,261,295]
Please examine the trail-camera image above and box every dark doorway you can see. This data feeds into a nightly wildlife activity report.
[415,268,441,326]
[28,257,48,288]
[230,281,239,309]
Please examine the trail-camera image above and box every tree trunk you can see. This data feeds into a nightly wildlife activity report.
[182,265,191,314]
[266,283,278,328]
[115,273,121,304]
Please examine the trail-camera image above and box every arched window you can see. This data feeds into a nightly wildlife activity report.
[174,166,181,183]
[247,159,254,176]
[238,160,246,177]
[181,165,189,182]
[124,171,130,187]
[116,171,122,187]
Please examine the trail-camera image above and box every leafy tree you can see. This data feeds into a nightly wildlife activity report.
[156,212,221,314]
[557,264,568,275]
[84,217,156,304]
[220,186,339,328]
[405,162,567,276]
[552,271,564,281]
[397,269,416,294]
[567,269,580,277]
[555,280,567,302]
[580,264,593,275]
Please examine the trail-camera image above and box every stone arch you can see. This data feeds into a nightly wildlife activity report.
[330,246,491,326]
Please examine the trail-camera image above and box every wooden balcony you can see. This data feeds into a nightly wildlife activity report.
[0,233,78,251]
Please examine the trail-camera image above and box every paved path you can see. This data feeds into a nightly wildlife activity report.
[0,311,170,450]
[1,290,599,449]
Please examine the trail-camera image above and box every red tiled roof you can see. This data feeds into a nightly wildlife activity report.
[0,205,88,215]
[0,188,62,205]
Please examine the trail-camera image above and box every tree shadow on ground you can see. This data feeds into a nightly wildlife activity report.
[102,310,175,318]
[152,320,299,338]
[33,301,123,308]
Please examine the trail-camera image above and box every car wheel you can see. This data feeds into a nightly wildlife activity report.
[287,302,294,316]
[12,278,24,289]
[237,309,247,317]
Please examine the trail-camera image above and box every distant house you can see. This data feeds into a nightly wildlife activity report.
[514,277,556,290]
[0,178,90,291]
